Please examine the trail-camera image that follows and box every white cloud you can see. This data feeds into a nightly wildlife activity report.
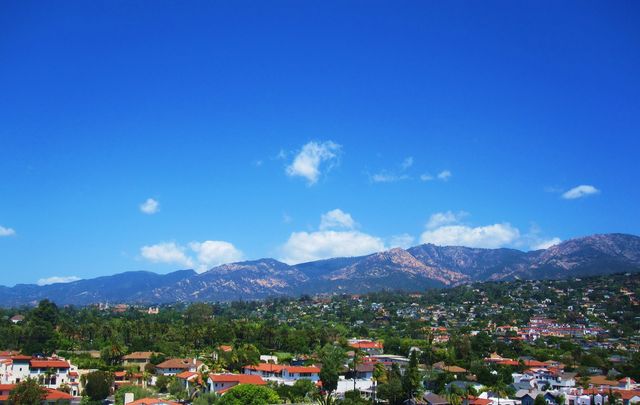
[281,230,385,264]
[437,170,452,181]
[320,209,356,230]
[141,240,244,272]
[562,185,600,200]
[426,211,467,230]
[280,209,388,263]
[388,233,415,249]
[531,237,562,250]
[420,222,520,248]
[190,240,244,272]
[370,173,409,183]
[37,276,81,286]
[400,156,414,170]
[0,226,16,237]
[141,242,194,267]
[420,174,434,182]
[370,157,414,183]
[285,140,341,185]
[140,198,160,214]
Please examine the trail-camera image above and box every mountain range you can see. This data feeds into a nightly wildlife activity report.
[2,233,639,307]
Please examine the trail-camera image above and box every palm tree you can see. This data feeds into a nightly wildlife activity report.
[486,382,508,405]
[372,362,387,403]
[351,349,363,393]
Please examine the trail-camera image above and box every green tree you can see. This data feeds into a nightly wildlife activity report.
[114,386,154,405]
[169,378,188,402]
[100,340,127,366]
[340,390,370,405]
[288,379,317,402]
[9,378,47,405]
[193,392,220,405]
[155,374,171,393]
[23,300,59,355]
[534,394,546,405]
[402,350,422,399]
[217,384,280,405]
[318,344,346,396]
[377,364,404,405]
[84,371,114,401]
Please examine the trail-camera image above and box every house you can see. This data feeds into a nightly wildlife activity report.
[0,384,73,404]
[9,315,24,324]
[516,389,561,405]
[348,339,384,355]
[29,359,71,389]
[423,392,450,405]
[212,345,233,362]
[155,358,204,376]
[176,371,201,393]
[243,363,320,384]
[208,373,266,394]
[369,354,410,369]
[355,364,374,380]
[126,398,180,405]
[434,362,468,377]
[123,352,157,371]
[0,355,76,391]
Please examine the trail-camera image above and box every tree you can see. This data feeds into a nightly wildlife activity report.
[318,344,346,397]
[534,394,546,405]
[23,300,59,355]
[340,390,370,405]
[193,392,220,405]
[217,384,280,405]
[9,378,47,405]
[288,378,317,402]
[377,364,404,405]
[372,362,387,403]
[402,350,422,399]
[84,371,114,401]
[169,378,188,402]
[115,386,154,405]
[100,340,127,366]
[156,375,171,393]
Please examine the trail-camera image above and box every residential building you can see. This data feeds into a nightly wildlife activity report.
[207,373,266,394]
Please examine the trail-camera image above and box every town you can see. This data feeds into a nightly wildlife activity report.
[0,273,638,404]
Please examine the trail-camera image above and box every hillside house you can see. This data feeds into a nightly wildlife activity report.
[208,373,266,394]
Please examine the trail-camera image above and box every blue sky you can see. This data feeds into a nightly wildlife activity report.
[1,1,639,286]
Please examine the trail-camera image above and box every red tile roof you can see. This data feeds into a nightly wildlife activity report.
[349,341,383,349]
[244,363,285,373]
[123,351,157,360]
[156,358,202,370]
[128,397,181,405]
[29,359,70,368]
[286,365,321,373]
[209,373,266,385]
[176,371,199,380]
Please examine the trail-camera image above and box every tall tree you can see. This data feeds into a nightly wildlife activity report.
[23,300,59,355]
[318,344,346,399]
[402,350,422,400]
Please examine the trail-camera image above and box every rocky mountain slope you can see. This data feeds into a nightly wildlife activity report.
[1,233,638,306]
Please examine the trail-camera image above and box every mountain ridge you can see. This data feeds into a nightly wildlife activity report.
[2,233,639,306]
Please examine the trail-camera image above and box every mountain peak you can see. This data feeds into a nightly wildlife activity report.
[1,233,638,306]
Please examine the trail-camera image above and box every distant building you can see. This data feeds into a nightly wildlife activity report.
[155,358,205,376]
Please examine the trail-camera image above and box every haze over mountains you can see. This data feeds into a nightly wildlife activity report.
[1,233,639,307]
